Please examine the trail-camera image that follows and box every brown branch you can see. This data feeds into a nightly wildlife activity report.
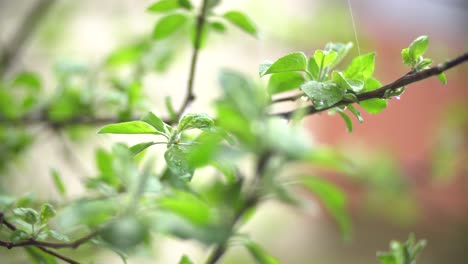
[0,211,98,264]
[0,0,56,76]
[0,230,99,250]
[33,246,80,264]
[272,52,468,118]
[175,0,210,121]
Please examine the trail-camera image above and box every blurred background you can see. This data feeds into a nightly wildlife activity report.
[0,0,467,263]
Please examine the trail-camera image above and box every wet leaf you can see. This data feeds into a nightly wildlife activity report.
[260,52,308,77]
[301,81,344,109]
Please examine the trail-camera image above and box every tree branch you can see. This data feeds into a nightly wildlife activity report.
[272,52,468,118]
[0,211,99,264]
[175,0,210,121]
[0,0,56,76]
[0,112,171,128]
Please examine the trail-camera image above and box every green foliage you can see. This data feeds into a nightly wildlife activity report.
[301,176,351,238]
[152,13,189,40]
[377,234,427,264]
[222,11,258,37]
[0,0,455,262]
[50,169,67,197]
[243,239,280,264]
[178,255,194,264]
[258,43,380,131]
[401,36,447,84]
[260,52,308,77]
[100,216,149,251]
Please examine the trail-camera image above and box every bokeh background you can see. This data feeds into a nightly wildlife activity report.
[1,0,467,263]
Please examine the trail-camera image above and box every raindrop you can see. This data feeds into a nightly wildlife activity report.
[395,96,401,100]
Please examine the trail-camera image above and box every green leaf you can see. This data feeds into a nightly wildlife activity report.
[314,50,338,69]
[147,0,179,13]
[260,52,308,77]
[40,204,56,224]
[265,118,311,159]
[267,72,304,94]
[362,77,382,92]
[0,195,15,211]
[259,61,273,77]
[100,216,148,251]
[332,71,364,92]
[244,239,280,264]
[152,13,188,40]
[106,43,146,67]
[401,48,412,66]
[360,77,387,114]
[360,99,387,114]
[377,234,427,264]
[178,255,194,264]
[178,0,192,10]
[10,230,30,243]
[337,111,353,132]
[347,104,363,123]
[24,246,58,264]
[186,132,223,168]
[223,11,258,37]
[129,142,157,156]
[51,169,66,197]
[307,57,320,80]
[209,21,226,32]
[49,230,70,242]
[437,72,447,85]
[408,35,429,60]
[165,145,194,181]
[301,176,351,237]
[218,69,266,120]
[165,96,178,121]
[301,81,344,110]
[98,121,164,135]
[344,53,376,81]
[416,57,432,69]
[13,72,41,91]
[324,42,353,68]
[159,191,212,226]
[96,149,113,175]
[178,113,215,132]
[141,111,172,136]
[13,207,39,224]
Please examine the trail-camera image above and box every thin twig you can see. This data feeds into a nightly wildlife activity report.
[0,111,170,127]
[35,246,80,264]
[175,0,210,121]
[0,230,99,250]
[0,0,56,76]
[0,211,99,263]
[273,52,468,118]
